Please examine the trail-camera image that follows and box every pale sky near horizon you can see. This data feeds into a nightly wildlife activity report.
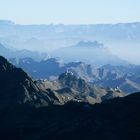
[0,0,140,24]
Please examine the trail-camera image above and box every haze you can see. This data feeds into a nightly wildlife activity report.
[0,0,140,24]
[0,0,140,65]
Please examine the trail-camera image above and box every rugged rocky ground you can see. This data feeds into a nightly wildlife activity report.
[0,56,140,140]
[0,56,124,107]
[10,57,140,94]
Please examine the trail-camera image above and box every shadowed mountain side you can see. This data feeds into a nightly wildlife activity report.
[0,92,140,140]
[0,56,75,108]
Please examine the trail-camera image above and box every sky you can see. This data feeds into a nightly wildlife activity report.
[0,0,140,24]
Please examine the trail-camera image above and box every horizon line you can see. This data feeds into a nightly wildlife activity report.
[0,19,140,26]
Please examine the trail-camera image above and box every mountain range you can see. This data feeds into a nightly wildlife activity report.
[51,41,127,66]
[10,57,140,94]
[0,42,48,61]
[0,39,127,66]
[0,20,140,64]
[1,40,139,94]
[0,20,140,47]
[0,56,140,139]
[0,20,140,140]
[0,56,124,106]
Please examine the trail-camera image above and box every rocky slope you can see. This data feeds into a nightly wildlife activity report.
[0,56,74,108]
[10,57,140,94]
[37,72,125,104]
[0,56,140,140]
[0,56,124,108]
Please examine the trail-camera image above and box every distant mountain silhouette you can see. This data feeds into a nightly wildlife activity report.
[52,41,128,66]
[0,43,13,58]
[75,41,104,48]
[0,42,48,61]
[0,20,140,48]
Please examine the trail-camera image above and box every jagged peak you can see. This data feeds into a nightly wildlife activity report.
[0,56,15,71]
[76,40,104,48]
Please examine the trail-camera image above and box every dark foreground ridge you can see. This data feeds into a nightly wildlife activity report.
[0,92,140,140]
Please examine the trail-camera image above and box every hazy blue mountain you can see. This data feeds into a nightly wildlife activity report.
[52,41,128,66]
[0,43,13,58]
[0,20,140,44]
[75,41,104,48]
[0,20,140,64]
[10,57,99,81]
[0,42,48,61]
[10,57,66,79]
[10,57,89,79]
